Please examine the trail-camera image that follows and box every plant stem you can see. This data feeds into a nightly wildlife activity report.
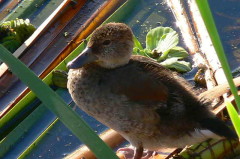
[196,0,240,111]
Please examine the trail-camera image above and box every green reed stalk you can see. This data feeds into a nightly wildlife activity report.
[0,45,118,159]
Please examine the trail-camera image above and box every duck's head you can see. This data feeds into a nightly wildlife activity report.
[67,23,134,69]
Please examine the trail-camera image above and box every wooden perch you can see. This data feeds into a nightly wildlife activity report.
[200,76,240,100]
[65,129,125,159]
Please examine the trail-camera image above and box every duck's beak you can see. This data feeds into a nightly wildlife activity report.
[67,47,98,69]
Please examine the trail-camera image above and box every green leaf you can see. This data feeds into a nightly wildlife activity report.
[160,57,191,72]
[135,26,190,72]
[132,47,145,56]
[0,19,36,52]
[0,45,118,159]
[133,36,143,50]
[1,36,21,53]
[156,31,179,61]
[226,102,240,138]
[168,46,189,59]
[132,47,140,55]
[52,70,68,88]
[142,48,152,58]
[196,0,240,109]
[146,27,179,61]
[146,27,175,50]
[132,47,152,57]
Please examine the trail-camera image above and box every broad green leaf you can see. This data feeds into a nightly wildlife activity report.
[146,27,175,50]
[134,26,191,72]
[168,46,189,59]
[0,19,36,52]
[1,35,21,53]
[132,47,140,55]
[156,31,179,61]
[133,36,143,50]
[143,48,152,58]
[160,57,191,72]
[226,102,240,138]
[160,57,178,66]
[132,47,152,58]
[132,47,144,55]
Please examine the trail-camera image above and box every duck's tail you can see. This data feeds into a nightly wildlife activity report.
[199,117,238,139]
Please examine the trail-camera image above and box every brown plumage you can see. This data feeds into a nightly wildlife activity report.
[67,23,237,159]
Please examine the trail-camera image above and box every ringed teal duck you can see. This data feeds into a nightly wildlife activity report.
[67,23,237,159]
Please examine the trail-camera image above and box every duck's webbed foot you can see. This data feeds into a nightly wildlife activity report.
[117,146,157,159]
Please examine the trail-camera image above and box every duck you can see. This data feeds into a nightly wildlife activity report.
[67,22,238,159]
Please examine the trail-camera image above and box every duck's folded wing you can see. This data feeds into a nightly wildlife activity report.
[111,56,170,103]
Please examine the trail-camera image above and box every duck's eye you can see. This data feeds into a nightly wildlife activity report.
[102,40,111,45]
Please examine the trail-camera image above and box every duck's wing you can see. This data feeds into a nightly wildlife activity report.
[108,55,201,136]
[111,55,172,104]
[109,55,197,108]
[109,55,238,140]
